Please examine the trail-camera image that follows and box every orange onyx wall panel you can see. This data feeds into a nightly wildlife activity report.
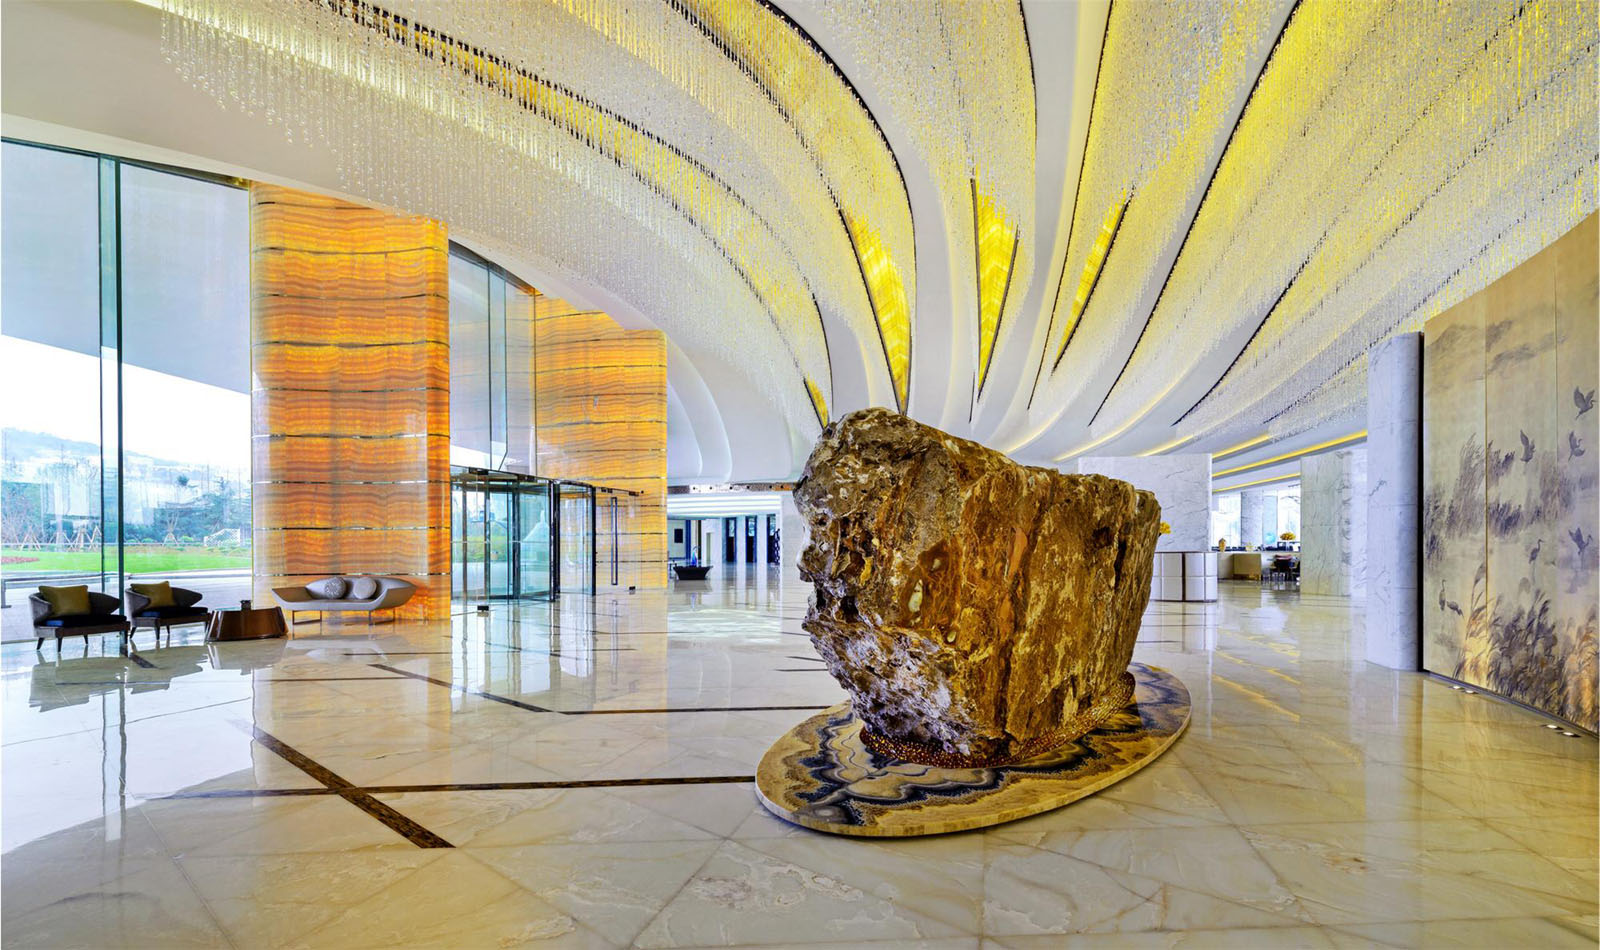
[534,295,667,589]
[250,185,451,617]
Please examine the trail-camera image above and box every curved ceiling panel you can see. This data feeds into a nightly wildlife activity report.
[812,0,1036,418]
[158,0,918,437]
[9,0,1592,479]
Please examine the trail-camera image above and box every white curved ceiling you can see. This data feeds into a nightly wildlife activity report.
[3,0,1595,483]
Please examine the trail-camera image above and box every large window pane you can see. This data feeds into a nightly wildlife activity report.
[449,255,493,467]
[1,143,105,601]
[119,164,251,590]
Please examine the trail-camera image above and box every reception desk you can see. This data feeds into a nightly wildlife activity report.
[1227,552,1264,579]
[1152,552,1217,602]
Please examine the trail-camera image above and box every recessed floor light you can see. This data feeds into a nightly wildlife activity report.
[1562,731,1579,737]
[1545,723,1562,729]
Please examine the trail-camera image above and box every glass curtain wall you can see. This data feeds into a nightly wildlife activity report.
[1,140,249,629]
[448,247,557,601]
[448,248,535,473]
[1268,487,1301,546]
[1212,494,1241,548]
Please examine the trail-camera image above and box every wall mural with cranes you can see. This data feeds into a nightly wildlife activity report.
[1422,214,1598,731]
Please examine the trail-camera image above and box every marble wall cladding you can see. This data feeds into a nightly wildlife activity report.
[249,185,451,618]
[1300,448,1367,598]
[1423,213,1598,730]
[1075,454,1213,552]
[1239,490,1264,549]
[1366,333,1421,670]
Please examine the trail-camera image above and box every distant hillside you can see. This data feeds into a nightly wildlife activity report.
[2,427,203,470]
[1,428,98,462]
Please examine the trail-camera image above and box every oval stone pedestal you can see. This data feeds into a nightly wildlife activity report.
[755,662,1190,837]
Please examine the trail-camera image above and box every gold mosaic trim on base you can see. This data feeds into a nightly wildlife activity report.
[859,671,1136,768]
[754,663,1189,838]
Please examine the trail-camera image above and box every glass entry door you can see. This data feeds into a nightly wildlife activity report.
[594,488,638,591]
[452,468,554,602]
[556,482,593,595]
[516,487,552,599]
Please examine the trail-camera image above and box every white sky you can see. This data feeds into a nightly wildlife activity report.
[0,336,249,467]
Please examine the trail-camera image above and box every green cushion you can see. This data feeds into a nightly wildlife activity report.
[38,584,91,618]
[130,581,175,609]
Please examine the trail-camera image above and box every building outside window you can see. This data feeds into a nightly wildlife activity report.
[1,140,249,624]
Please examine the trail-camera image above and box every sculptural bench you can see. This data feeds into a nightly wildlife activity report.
[271,576,415,626]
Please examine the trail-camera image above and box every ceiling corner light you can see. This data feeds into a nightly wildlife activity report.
[972,177,1021,397]
[1054,196,1127,369]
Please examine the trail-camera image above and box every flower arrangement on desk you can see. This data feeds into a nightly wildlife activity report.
[1279,531,1296,542]
[1158,521,1172,535]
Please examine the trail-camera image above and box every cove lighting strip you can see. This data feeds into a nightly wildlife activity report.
[1211,430,1366,479]
[1212,472,1299,493]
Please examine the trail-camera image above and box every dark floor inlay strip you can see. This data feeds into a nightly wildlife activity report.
[557,705,831,715]
[785,655,825,663]
[369,663,558,713]
[157,775,757,798]
[156,788,340,799]
[250,726,453,848]
[338,791,453,848]
[251,727,357,789]
[361,775,757,793]
[126,653,157,669]
[369,663,830,716]
[261,677,415,682]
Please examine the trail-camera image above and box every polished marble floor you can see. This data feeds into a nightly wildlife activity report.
[2,568,1594,948]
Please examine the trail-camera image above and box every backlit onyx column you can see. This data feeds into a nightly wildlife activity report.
[534,296,667,588]
[250,185,450,617]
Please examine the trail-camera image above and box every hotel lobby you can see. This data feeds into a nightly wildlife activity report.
[1,1,1596,948]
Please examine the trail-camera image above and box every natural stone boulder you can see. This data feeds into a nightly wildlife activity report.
[795,407,1161,765]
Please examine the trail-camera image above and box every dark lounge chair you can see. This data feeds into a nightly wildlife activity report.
[125,584,212,648]
[30,589,131,654]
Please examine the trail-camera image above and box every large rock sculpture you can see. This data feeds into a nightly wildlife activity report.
[796,408,1161,766]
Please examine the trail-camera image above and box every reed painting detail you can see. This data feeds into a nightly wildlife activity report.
[1423,214,1598,731]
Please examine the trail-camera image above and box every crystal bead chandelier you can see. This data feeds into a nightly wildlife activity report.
[1038,0,1597,460]
[158,0,919,428]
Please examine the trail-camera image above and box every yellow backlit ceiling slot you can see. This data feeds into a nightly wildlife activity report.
[805,377,830,428]
[973,178,1020,396]
[846,215,911,412]
[1055,197,1126,368]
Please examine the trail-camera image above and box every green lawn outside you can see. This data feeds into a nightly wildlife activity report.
[1,547,250,576]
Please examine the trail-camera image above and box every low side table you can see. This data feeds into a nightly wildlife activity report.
[207,606,288,642]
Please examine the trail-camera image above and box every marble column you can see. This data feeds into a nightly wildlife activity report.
[1365,333,1421,669]
[1239,489,1264,549]
[1076,454,1213,552]
[1300,448,1367,597]
[780,493,807,577]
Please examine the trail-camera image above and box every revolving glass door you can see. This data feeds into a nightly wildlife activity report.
[452,468,554,601]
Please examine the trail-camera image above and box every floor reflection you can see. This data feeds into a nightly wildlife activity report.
[1,573,1594,948]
